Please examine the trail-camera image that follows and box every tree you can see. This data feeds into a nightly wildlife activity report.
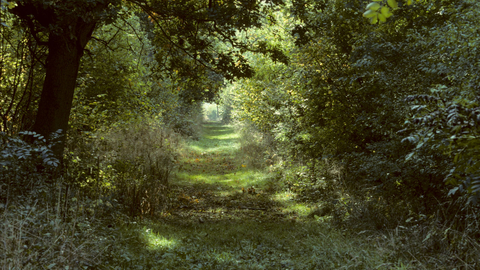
[0,5,46,135]
[8,0,286,159]
[10,0,117,157]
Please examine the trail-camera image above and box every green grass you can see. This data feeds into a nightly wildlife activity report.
[109,219,395,270]
[186,123,240,154]
[107,121,413,269]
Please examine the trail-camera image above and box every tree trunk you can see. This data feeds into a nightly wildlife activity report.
[32,19,96,159]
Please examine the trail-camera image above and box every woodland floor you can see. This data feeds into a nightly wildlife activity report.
[109,122,407,269]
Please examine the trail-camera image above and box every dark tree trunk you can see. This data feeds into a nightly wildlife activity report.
[31,19,97,159]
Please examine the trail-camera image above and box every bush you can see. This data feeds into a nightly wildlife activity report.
[237,124,277,169]
[65,119,181,217]
[404,85,480,204]
[0,131,60,201]
[0,131,114,269]
[164,102,203,139]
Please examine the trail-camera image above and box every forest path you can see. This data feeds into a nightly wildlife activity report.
[116,122,388,269]
[169,122,292,223]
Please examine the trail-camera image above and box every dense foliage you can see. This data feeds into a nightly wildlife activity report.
[223,0,480,264]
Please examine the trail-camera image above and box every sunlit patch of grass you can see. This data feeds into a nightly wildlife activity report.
[222,170,270,188]
[112,218,393,269]
[283,202,312,217]
[273,191,296,203]
[272,191,313,218]
[204,132,240,140]
[141,227,179,250]
[188,142,240,154]
[175,168,270,190]
[184,123,241,155]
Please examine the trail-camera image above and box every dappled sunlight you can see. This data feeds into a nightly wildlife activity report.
[272,191,314,217]
[188,141,240,154]
[174,172,231,184]
[205,132,240,140]
[283,202,312,217]
[113,122,391,268]
[122,216,386,269]
[141,227,179,250]
[273,191,296,203]
[174,170,272,193]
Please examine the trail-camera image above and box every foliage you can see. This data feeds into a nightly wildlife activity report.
[362,0,420,24]
[163,101,204,138]
[0,130,60,199]
[72,14,157,132]
[0,132,114,269]
[231,0,477,209]
[104,121,180,216]
[65,119,181,217]
[404,86,480,204]
[399,1,480,203]
[237,123,277,169]
[228,4,480,267]
[0,10,45,134]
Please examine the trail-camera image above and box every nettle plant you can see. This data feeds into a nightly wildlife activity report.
[403,85,480,204]
[0,130,61,195]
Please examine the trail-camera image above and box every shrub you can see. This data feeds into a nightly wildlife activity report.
[237,124,277,169]
[404,85,480,204]
[65,119,181,217]
[0,131,60,201]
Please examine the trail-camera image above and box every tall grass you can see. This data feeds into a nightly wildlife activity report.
[0,190,112,269]
[0,118,185,268]
[65,119,184,217]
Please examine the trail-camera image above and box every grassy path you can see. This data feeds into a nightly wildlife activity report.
[113,122,396,269]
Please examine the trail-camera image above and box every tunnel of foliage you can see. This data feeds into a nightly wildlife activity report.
[1,0,479,268]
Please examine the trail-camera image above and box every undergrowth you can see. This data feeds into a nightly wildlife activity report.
[270,148,480,269]
[0,118,185,269]
[234,122,480,269]
[1,121,479,269]
[0,194,112,269]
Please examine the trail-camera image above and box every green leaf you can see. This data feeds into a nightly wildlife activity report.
[366,2,381,11]
[380,7,393,18]
[387,0,398,9]
[363,10,378,18]
[378,14,387,22]
[448,187,459,196]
